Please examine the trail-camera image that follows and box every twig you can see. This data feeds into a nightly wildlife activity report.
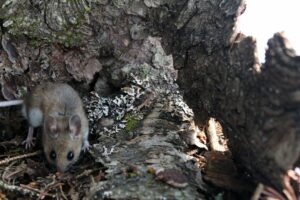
[44,175,56,189]
[42,175,64,197]
[0,179,38,197]
[283,171,297,200]
[76,169,93,179]
[2,160,18,181]
[59,185,68,200]
[251,183,264,200]
[0,150,42,165]
[44,175,64,191]
[46,182,64,191]
[263,186,286,200]
[20,184,55,199]
[2,165,26,181]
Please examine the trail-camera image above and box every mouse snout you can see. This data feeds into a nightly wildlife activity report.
[56,163,70,173]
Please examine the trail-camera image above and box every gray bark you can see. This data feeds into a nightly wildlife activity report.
[0,0,299,198]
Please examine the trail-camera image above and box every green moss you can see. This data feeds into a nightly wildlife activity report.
[124,113,140,132]
[141,66,151,79]
[61,30,83,47]
[29,37,47,48]
[127,172,139,178]
[1,0,90,47]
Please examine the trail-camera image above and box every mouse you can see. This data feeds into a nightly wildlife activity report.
[0,82,90,172]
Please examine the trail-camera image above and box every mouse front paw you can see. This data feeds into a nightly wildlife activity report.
[22,137,36,149]
[82,140,91,152]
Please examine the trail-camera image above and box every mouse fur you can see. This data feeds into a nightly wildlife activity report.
[22,82,90,172]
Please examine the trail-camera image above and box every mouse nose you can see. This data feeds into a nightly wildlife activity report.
[56,164,68,173]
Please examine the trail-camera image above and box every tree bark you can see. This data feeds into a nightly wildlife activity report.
[0,0,299,196]
[174,1,300,190]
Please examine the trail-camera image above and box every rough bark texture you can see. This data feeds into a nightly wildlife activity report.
[0,1,215,199]
[0,0,299,198]
[174,2,300,191]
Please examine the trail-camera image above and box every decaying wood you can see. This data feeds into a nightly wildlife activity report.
[0,0,299,198]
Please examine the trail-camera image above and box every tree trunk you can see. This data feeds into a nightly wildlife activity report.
[173,1,300,191]
[0,0,299,198]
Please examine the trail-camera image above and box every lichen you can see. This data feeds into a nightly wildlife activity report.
[0,0,91,47]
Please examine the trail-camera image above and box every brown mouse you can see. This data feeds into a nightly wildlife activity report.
[0,82,90,172]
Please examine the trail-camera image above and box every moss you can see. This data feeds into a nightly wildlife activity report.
[62,28,84,47]
[1,0,90,47]
[124,113,140,132]
[29,38,43,48]
[127,172,139,178]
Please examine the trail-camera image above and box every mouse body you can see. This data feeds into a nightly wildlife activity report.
[21,82,90,172]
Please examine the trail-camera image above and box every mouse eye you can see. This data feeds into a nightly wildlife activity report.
[50,150,56,160]
[67,151,74,161]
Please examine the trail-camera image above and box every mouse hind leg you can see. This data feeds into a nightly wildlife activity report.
[22,107,43,149]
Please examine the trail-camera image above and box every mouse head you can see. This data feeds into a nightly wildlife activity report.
[43,114,83,172]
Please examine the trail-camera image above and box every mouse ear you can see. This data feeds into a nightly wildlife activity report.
[69,114,81,138]
[44,115,58,138]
